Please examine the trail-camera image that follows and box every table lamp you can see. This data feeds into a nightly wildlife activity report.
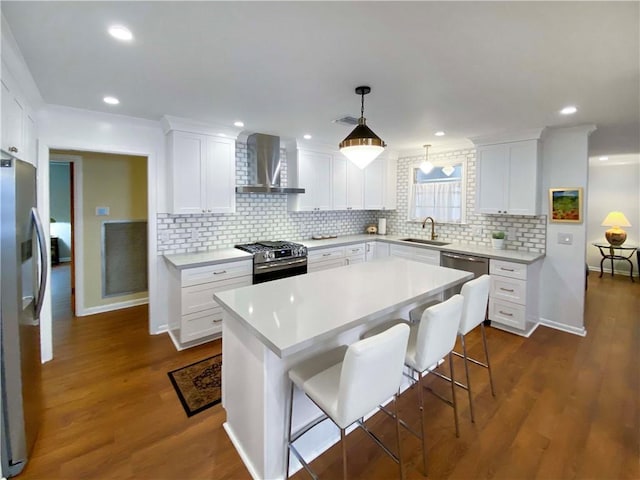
[601,211,631,246]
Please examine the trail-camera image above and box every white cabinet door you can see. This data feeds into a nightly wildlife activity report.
[506,140,539,216]
[205,136,236,213]
[332,156,348,210]
[23,110,37,166]
[1,73,25,157]
[168,131,236,214]
[366,241,389,261]
[476,140,540,215]
[476,144,508,214]
[364,155,397,210]
[296,150,332,211]
[346,160,364,210]
[169,131,207,214]
[332,156,364,211]
[389,244,439,265]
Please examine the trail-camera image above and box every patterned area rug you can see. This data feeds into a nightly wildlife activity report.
[167,354,222,417]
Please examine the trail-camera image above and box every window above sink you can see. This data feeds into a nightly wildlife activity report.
[407,155,467,224]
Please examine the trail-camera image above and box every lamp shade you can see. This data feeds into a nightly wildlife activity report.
[339,86,386,169]
[601,211,631,246]
[339,120,385,169]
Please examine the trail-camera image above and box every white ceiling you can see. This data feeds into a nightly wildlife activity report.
[2,1,639,156]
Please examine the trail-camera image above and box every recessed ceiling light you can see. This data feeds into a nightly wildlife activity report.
[303,134,312,140]
[234,121,244,127]
[108,25,133,41]
[434,131,445,137]
[599,156,609,161]
[218,133,227,137]
[560,105,577,115]
[103,96,120,105]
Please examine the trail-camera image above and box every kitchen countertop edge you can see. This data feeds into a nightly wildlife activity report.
[164,248,253,269]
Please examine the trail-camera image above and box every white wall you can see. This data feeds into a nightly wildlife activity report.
[539,125,596,335]
[586,158,640,275]
[36,105,166,362]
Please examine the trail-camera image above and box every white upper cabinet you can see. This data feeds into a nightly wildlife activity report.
[475,138,541,216]
[166,129,236,215]
[332,156,364,210]
[364,154,397,210]
[1,62,37,165]
[288,148,332,212]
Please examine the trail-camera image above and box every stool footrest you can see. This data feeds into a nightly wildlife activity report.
[356,419,401,465]
[452,350,489,369]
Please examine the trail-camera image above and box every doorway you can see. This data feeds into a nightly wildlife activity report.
[49,149,149,319]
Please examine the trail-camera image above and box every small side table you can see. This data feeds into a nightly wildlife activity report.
[592,243,638,282]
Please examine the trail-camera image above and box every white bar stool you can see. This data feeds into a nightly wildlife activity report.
[285,323,410,480]
[362,294,465,476]
[453,274,495,423]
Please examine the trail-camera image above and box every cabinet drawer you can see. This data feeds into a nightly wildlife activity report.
[309,246,345,262]
[180,308,223,343]
[181,260,252,287]
[490,276,526,305]
[389,244,414,259]
[489,298,525,330]
[181,275,252,315]
[308,258,345,273]
[490,259,527,280]
[345,244,366,257]
[345,254,366,265]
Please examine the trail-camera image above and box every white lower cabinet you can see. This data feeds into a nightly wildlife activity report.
[168,259,252,349]
[344,243,366,265]
[365,241,389,261]
[489,258,541,335]
[389,244,440,265]
[307,246,346,272]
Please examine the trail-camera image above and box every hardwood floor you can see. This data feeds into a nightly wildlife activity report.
[21,274,639,479]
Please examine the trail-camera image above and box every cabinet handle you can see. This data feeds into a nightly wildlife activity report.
[322,253,331,257]
[500,267,515,272]
[213,319,222,323]
[500,287,515,292]
[351,249,359,252]
[8,146,18,153]
[347,207,352,210]
[499,310,513,316]
[213,270,227,275]
[346,259,350,265]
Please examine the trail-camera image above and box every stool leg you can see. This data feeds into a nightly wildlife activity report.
[341,428,348,480]
[393,391,406,480]
[481,323,496,397]
[417,370,428,475]
[448,352,460,438]
[460,333,475,423]
[285,381,294,479]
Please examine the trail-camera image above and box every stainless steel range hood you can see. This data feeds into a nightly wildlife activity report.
[236,133,305,194]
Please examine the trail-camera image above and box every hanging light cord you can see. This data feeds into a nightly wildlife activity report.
[360,91,365,119]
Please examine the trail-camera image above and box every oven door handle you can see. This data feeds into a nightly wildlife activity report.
[255,257,308,271]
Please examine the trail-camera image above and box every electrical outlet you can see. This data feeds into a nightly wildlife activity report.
[507,227,517,240]
[159,230,170,243]
[472,226,483,237]
[95,206,110,216]
[191,228,199,242]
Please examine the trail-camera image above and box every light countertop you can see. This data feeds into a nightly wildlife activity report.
[164,248,252,269]
[214,257,473,358]
[164,234,544,269]
[300,234,544,264]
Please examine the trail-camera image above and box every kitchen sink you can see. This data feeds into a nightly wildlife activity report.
[399,238,451,246]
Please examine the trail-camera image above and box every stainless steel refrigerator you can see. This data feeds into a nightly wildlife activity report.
[1,152,48,477]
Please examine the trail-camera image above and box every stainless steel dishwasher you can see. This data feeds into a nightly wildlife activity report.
[440,251,490,299]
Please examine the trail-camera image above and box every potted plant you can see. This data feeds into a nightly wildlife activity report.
[491,231,506,249]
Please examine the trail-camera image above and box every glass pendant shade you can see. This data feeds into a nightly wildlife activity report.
[419,144,433,174]
[339,86,386,169]
[442,165,455,176]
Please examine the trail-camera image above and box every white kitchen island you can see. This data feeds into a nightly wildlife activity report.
[214,257,473,480]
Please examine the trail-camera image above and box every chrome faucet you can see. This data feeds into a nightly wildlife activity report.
[421,216,438,240]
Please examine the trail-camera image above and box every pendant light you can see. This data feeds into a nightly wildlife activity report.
[420,144,434,174]
[442,165,455,176]
[339,86,386,169]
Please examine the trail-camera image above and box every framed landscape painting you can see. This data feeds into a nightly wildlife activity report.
[549,187,583,223]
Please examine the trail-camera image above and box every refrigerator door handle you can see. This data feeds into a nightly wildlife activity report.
[31,207,48,319]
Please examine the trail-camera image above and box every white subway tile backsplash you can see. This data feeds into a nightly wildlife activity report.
[157,144,546,255]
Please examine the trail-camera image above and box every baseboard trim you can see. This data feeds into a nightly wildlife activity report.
[538,317,587,337]
[588,265,639,278]
[77,297,148,317]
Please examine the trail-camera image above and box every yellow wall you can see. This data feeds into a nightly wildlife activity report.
[51,150,148,310]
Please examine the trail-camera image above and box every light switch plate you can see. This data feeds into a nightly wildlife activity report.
[507,227,517,240]
[558,233,573,245]
[95,206,109,216]
[472,226,483,237]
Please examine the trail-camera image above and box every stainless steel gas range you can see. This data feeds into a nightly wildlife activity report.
[235,241,308,284]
